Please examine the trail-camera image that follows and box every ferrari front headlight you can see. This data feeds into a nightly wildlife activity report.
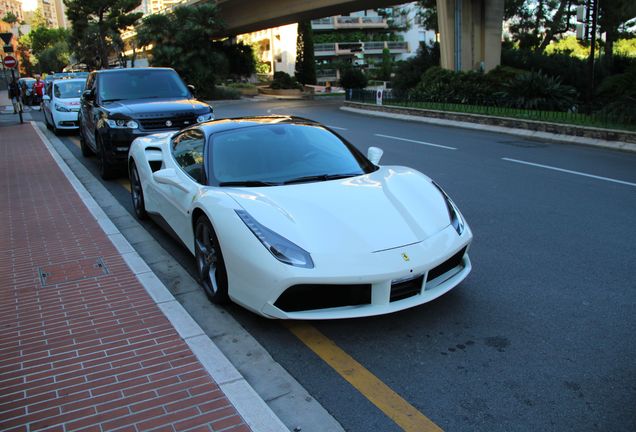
[235,210,314,269]
[432,182,465,235]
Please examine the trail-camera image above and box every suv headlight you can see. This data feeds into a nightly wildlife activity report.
[106,118,139,129]
[235,210,314,268]
[54,103,71,112]
[432,182,465,235]
[196,112,214,123]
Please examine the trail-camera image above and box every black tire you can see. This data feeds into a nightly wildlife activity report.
[79,121,92,157]
[97,135,116,180]
[44,111,52,129]
[129,162,147,220]
[194,215,229,304]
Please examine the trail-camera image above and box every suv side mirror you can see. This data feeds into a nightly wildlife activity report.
[82,89,94,101]
[187,84,196,96]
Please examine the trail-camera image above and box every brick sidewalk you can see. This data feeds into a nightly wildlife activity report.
[0,123,253,431]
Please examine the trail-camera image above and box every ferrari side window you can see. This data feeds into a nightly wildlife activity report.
[172,129,205,183]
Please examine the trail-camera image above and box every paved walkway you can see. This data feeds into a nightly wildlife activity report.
[0,118,283,431]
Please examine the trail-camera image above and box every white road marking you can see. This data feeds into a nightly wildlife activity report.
[327,125,348,131]
[374,133,456,150]
[502,157,636,188]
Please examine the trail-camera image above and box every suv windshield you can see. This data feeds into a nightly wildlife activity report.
[210,124,375,186]
[54,81,85,99]
[99,69,189,102]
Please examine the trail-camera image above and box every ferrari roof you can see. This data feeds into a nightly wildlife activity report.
[199,115,321,135]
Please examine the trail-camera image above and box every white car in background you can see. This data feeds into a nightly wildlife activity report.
[42,78,86,134]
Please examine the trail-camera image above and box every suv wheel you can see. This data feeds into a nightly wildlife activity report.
[97,135,116,180]
[79,121,92,157]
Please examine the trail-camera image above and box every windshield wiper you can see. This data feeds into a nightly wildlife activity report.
[102,98,125,103]
[283,173,359,185]
[219,180,281,187]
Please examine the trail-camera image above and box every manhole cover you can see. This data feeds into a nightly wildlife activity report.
[38,257,109,287]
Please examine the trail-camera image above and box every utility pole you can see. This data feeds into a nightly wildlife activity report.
[587,0,599,114]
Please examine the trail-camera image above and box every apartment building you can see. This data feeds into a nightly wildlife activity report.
[313,4,435,84]
[0,0,23,23]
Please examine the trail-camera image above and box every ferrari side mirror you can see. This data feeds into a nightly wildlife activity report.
[367,146,384,165]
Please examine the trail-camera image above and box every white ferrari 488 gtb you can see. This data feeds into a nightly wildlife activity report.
[128,116,473,319]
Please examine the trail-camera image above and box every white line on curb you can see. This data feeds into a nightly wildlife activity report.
[31,122,288,432]
[502,157,636,188]
[374,133,457,150]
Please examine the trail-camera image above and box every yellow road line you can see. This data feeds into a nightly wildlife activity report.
[118,179,131,192]
[285,322,443,432]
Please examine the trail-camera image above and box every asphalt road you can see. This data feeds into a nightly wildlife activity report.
[33,98,636,432]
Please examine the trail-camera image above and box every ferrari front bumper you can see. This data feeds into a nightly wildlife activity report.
[224,223,473,319]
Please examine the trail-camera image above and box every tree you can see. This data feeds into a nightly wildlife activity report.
[136,3,227,98]
[28,27,71,73]
[30,8,49,28]
[378,48,393,81]
[416,0,438,33]
[64,0,142,69]
[2,11,18,24]
[340,67,367,90]
[295,20,316,85]
[17,35,35,76]
[599,0,636,67]
[223,42,256,79]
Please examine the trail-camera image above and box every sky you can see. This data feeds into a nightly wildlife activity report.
[20,0,37,12]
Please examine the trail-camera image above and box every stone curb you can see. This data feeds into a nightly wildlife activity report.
[341,103,636,153]
[31,121,289,432]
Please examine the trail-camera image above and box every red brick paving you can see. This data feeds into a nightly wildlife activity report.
[0,123,252,431]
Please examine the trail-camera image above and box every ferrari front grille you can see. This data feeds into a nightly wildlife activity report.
[390,275,424,302]
[274,284,371,312]
[426,247,467,284]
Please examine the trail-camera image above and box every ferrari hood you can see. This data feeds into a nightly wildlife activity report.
[225,167,452,254]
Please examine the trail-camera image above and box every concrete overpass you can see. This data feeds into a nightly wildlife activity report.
[152,0,505,72]
[212,0,504,72]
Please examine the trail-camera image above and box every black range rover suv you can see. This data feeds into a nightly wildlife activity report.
[79,67,214,179]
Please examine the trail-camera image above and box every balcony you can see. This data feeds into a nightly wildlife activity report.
[314,41,408,57]
[311,16,388,30]
[316,69,338,83]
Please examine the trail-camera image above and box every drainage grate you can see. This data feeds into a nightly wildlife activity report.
[38,257,109,287]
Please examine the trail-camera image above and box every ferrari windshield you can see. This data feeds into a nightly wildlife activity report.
[99,69,190,102]
[210,124,375,185]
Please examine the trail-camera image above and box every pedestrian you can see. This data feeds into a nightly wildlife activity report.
[33,76,45,109]
[8,79,20,114]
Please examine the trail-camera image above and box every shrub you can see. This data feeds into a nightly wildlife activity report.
[209,86,241,100]
[270,71,303,90]
[408,67,499,105]
[391,43,439,95]
[496,70,578,111]
[595,65,636,123]
[339,68,367,90]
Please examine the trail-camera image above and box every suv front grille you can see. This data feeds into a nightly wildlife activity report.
[140,116,196,130]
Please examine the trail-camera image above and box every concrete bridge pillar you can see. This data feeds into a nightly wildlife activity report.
[437,0,504,72]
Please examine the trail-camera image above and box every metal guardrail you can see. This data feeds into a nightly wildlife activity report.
[347,89,636,131]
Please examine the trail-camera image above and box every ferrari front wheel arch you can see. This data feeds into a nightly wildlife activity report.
[129,160,147,220]
[194,213,229,304]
